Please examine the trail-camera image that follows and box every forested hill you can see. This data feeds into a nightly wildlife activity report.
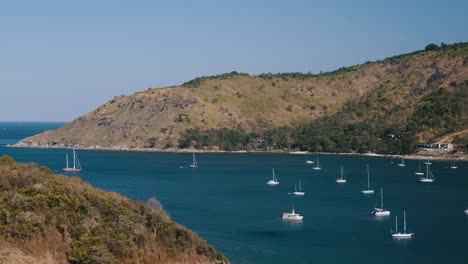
[17,42,468,154]
[0,156,228,264]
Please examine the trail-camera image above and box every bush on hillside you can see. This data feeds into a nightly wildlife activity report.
[425,43,439,51]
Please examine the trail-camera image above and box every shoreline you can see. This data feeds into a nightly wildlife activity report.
[8,142,468,161]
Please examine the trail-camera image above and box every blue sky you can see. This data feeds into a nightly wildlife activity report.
[0,0,467,121]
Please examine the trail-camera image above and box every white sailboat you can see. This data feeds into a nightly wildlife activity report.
[420,164,434,183]
[450,160,458,169]
[424,159,432,165]
[464,208,468,215]
[397,157,405,167]
[313,157,321,170]
[372,188,390,216]
[305,156,314,164]
[336,165,346,183]
[267,168,279,185]
[415,163,424,176]
[282,208,303,221]
[188,152,198,168]
[392,211,414,238]
[62,148,82,172]
[293,180,305,196]
[361,164,374,194]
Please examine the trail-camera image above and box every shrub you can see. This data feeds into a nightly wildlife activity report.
[425,43,439,51]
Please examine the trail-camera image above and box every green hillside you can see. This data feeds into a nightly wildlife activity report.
[16,42,468,154]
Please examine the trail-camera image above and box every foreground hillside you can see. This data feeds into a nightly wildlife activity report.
[17,42,468,154]
[0,156,228,264]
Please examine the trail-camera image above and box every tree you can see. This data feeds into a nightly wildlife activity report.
[425,43,439,51]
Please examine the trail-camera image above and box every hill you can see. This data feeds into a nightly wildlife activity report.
[16,42,468,154]
[0,156,228,264]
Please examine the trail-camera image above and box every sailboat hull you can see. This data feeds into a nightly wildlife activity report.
[282,213,303,221]
[392,233,413,238]
[336,179,346,183]
[267,181,279,185]
[62,168,81,172]
[282,216,303,221]
[415,172,424,176]
[293,191,305,196]
[419,178,434,183]
[372,209,390,216]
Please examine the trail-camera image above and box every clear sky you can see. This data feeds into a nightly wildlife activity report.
[0,0,467,121]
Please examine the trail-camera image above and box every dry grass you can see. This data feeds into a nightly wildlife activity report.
[0,245,57,264]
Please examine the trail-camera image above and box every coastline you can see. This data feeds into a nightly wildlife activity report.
[9,142,468,161]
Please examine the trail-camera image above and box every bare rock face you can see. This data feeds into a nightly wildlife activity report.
[17,43,468,150]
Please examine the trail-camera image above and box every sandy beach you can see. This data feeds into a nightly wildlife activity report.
[9,142,467,161]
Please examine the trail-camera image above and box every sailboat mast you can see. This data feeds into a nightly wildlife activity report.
[395,216,398,232]
[403,211,407,233]
[299,180,301,191]
[341,165,343,180]
[73,149,76,169]
[66,153,69,169]
[381,188,384,208]
[367,164,370,188]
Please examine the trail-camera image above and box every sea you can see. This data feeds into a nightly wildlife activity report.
[1,122,468,264]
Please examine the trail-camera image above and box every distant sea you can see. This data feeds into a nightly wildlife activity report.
[1,122,468,264]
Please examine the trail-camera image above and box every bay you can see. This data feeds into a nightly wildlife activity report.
[1,122,467,263]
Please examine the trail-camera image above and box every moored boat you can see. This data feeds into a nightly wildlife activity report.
[372,188,390,216]
[62,148,82,172]
[392,211,414,238]
[267,168,279,185]
[361,164,374,194]
[282,209,303,221]
[336,165,346,183]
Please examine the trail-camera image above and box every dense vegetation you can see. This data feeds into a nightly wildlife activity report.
[175,42,468,154]
[0,156,227,264]
[178,80,468,154]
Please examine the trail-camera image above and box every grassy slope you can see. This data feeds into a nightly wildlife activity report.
[19,43,468,151]
[0,156,228,264]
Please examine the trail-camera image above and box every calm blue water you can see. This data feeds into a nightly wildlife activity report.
[1,122,468,264]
